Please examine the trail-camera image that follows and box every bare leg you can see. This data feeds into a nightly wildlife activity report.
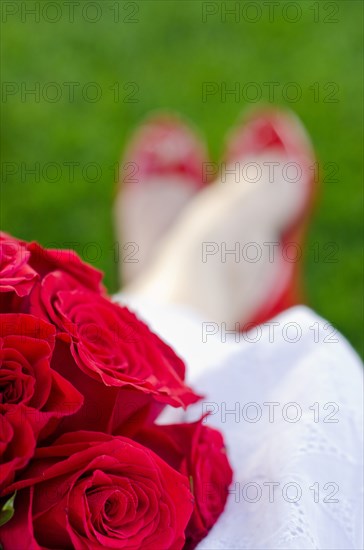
[120,110,315,328]
[114,114,210,285]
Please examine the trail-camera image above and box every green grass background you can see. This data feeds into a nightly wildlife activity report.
[1,0,363,355]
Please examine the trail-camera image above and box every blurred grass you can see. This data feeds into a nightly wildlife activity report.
[1,0,363,356]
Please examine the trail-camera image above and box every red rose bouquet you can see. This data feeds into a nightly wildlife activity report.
[0,232,232,549]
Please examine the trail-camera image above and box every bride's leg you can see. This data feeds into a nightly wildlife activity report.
[124,110,316,328]
[114,113,210,285]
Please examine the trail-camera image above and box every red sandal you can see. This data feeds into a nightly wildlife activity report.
[115,113,211,285]
[224,108,318,328]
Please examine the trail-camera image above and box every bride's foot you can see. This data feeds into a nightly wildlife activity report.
[224,108,317,327]
[114,113,210,285]
[125,109,317,328]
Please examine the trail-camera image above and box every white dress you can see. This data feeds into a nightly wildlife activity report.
[114,294,364,550]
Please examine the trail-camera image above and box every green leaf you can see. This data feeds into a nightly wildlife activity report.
[0,492,16,527]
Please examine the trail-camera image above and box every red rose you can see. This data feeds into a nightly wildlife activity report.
[1,234,104,315]
[29,270,90,327]
[0,410,35,491]
[25,240,105,323]
[45,287,200,435]
[0,232,38,298]
[0,314,83,442]
[27,241,104,293]
[0,431,194,550]
[136,419,233,548]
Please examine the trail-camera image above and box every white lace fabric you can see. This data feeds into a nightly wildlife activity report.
[114,295,363,550]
